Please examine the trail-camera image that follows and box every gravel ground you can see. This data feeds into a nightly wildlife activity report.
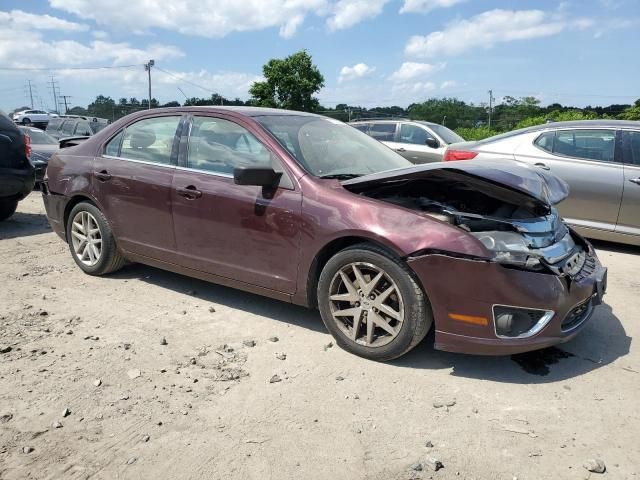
[1,193,639,480]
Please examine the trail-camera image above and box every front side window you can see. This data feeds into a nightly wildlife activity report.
[187,116,274,175]
[553,129,616,162]
[61,121,75,135]
[120,116,181,165]
[369,123,397,141]
[399,124,433,145]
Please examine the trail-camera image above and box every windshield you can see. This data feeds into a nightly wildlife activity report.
[256,115,411,178]
[420,123,464,144]
[21,128,57,144]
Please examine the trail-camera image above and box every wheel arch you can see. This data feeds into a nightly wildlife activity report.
[63,194,100,234]
[305,235,408,309]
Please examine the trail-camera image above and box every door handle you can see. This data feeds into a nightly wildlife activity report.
[176,185,202,199]
[630,178,640,185]
[95,170,112,181]
[534,162,550,170]
[395,147,406,152]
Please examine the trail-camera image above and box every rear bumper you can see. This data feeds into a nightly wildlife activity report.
[408,249,606,355]
[0,166,35,201]
[41,185,69,241]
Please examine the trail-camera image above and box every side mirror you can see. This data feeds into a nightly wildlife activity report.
[234,166,282,188]
[426,137,439,149]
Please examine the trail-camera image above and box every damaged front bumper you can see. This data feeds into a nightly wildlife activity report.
[408,244,607,355]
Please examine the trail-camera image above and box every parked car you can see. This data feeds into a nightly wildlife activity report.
[12,109,51,126]
[0,113,35,221]
[17,126,59,184]
[444,120,640,246]
[349,119,464,163]
[46,116,109,140]
[42,107,606,360]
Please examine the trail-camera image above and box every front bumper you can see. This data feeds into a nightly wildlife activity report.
[408,248,607,355]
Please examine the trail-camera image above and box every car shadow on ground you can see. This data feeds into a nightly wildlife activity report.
[0,211,51,240]
[592,239,640,255]
[395,303,632,384]
[109,264,327,334]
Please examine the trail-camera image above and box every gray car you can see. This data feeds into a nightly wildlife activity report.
[444,120,640,246]
[350,119,464,163]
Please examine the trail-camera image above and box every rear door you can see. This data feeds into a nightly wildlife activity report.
[393,122,444,163]
[514,128,623,232]
[92,114,183,260]
[617,130,640,238]
[368,122,399,151]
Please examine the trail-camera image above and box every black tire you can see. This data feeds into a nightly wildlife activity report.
[0,199,18,221]
[22,118,31,125]
[317,243,432,361]
[66,202,126,275]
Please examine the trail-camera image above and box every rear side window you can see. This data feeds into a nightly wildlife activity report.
[553,129,616,162]
[351,123,370,133]
[369,123,397,141]
[74,120,92,136]
[622,131,640,165]
[46,119,62,131]
[105,130,124,156]
[119,116,181,165]
[534,131,555,153]
[61,121,75,135]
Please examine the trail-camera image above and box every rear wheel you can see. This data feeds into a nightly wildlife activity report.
[66,202,125,275]
[317,243,432,361]
[22,118,31,126]
[0,199,18,221]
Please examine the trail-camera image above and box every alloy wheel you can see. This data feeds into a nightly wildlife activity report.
[328,262,404,347]
[70,211,102,266]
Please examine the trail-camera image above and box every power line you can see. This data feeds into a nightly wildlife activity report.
[0,64,142,71]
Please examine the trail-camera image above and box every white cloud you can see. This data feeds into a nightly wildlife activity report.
[338,63,376,83]
[400,0,466,14]
[0,9,88,31]
[440,80,457,89]
[92,30,109,39]
[49,0,331,38]
[389,62,445,82]
[326,0,389,31]
[405,9,594,58]
[155,69,263,99]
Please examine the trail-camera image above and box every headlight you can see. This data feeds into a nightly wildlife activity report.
[470,231,541,269]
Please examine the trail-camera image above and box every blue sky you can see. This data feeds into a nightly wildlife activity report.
[1,0,638,113]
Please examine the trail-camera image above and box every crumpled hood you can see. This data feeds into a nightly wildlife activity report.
[342,160,569,206]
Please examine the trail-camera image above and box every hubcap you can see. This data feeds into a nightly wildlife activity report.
[70,211,102,267]
[328,262,404,347]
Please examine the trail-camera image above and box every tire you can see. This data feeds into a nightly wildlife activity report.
[22,118,31,125]
[0,199,18,221]
[317,243,432,361]
[66,202,126,275]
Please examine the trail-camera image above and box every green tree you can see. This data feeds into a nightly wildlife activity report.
[67,106,88,115]
[87,95,116,120]
[249,50,324,112]
[618,99,640,120]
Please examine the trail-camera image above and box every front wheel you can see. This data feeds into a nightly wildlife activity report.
[0,199,18,221]
[22,118,31,125]
[317,244,432,361]
[66,202,126,275]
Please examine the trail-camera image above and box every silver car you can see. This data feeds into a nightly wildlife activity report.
[350,119,464,163]
[444,120,640,246]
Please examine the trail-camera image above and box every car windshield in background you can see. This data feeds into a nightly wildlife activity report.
[26,129,57,144]
[422,123,464,144]
[256,115,411,178]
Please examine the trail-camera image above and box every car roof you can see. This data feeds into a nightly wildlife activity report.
[478,119,640,144]
[349,119,440,126]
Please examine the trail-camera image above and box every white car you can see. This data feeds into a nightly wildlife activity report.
[12,109,51,125]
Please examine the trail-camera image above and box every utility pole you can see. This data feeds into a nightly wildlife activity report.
[60,95,71,114]
[48,77,60,114]
[144,60,154,109]
[488,89,495,129]
[26,80,34,108]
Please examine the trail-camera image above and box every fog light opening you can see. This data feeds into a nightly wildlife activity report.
[493,306,554,339]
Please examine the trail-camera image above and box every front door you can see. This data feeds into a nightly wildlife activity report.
[171,115,302,294]
[392,123,444,163]
[92,114,182,260]
[617,130,640,238]
[515,128,624,232]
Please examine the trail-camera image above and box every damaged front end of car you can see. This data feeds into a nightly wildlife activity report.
[342,161,607,353]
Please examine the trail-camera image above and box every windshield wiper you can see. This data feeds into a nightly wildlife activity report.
[318,173,364,180]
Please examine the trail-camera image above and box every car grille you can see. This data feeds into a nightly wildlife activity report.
[561,298,592,331]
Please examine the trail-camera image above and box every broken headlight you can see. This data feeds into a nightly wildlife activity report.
[470,231,541,269]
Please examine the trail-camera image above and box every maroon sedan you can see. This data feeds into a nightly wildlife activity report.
[41,107,607,361]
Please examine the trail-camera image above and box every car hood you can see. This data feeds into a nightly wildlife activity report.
[342,159,569,207]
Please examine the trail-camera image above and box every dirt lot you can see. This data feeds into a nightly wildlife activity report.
[1,193,639,480]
